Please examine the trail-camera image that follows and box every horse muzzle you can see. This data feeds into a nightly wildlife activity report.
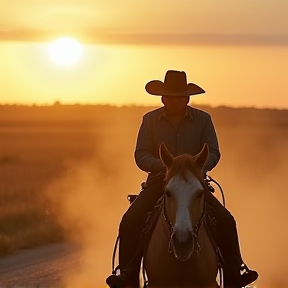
[171,231,195,261]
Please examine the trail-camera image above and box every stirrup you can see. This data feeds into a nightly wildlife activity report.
[127,194,138,204]
[240,264,258,286]
[106,274,125,288]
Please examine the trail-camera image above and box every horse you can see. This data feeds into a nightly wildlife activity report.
[143,143,220,288]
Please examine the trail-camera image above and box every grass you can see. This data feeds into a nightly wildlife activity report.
[0,136,89,256]
[0,167,65,256]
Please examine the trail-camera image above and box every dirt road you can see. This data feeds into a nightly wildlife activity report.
[0,242,82,288]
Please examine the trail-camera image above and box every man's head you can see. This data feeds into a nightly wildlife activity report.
[161,96,190,115]
[145,70,204,116]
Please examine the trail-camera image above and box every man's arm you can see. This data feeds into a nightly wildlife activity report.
[134,114,165,174]
[202,114,221,172]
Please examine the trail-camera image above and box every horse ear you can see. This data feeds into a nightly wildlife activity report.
[159,142,174,168]
[195,143,209,170]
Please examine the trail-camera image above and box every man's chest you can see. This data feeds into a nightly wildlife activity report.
[152,121,203,155]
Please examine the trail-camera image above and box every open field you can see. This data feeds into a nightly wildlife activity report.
[0,104,287,287]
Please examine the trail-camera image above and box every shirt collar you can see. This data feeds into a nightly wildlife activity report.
[158,106,194,121]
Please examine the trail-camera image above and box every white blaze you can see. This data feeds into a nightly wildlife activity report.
[166,172,203,242]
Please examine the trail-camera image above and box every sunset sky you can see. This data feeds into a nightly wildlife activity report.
[1,0,287,108]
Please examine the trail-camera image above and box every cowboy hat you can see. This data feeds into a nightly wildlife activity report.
[145,70,205,96]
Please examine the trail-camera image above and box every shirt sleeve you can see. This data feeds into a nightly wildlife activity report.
[201,114,221,172]
[134,114,165,174]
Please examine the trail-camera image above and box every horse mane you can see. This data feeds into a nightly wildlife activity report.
[165,154,204,185]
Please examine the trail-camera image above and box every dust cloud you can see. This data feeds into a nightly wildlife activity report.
[212,122,288,287]
[45,116,145,288]
[45,107,288,288]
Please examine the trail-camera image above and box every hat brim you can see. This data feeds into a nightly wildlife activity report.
[145,80,205,96]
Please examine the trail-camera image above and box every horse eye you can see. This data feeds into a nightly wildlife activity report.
[165,190,171,198]
[197,190,204,198]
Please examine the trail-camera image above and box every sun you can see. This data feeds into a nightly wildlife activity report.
[48,37,83,66]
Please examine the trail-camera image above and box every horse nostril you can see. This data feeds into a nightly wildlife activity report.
[173,230,193,244]
[185,232,194,246]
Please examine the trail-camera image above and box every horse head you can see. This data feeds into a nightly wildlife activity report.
[159,142,209,261]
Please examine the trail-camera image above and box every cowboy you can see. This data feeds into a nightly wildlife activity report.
[106,70,258,288]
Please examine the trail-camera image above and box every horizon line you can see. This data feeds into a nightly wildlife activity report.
[1,102,287,111]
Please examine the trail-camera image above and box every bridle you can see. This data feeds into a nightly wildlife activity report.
[108,174,224,288]
[162,186,207,260]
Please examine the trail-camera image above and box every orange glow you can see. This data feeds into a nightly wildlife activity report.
[0,42,287,108]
